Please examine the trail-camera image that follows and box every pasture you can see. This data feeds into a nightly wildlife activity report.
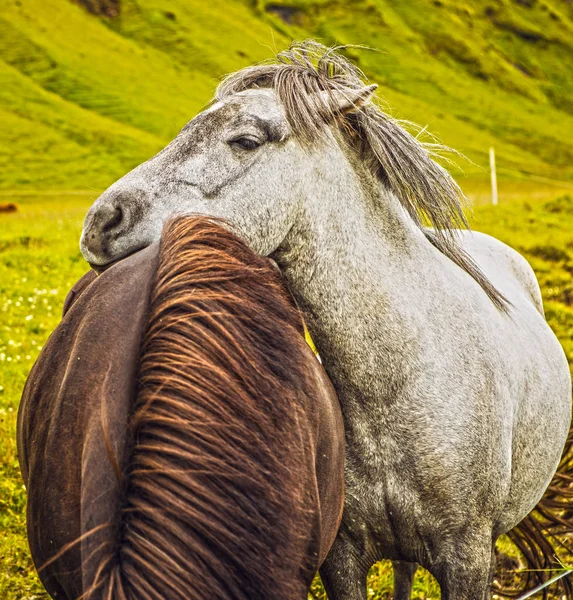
[2,0,573,596]
[3,0,573,193]
[1,187,572,599]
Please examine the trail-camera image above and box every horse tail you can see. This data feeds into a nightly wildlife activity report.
[77,217,320,600]
[496,427,573,598]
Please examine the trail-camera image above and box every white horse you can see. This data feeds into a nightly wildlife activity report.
[79,42,571,599]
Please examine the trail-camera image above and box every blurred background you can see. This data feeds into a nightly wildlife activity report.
[1,0,573,598]
[2,0,573,196]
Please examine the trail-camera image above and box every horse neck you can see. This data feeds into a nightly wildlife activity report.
[274,161,434,387]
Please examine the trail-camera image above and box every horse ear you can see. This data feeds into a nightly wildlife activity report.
[322,84,378,115]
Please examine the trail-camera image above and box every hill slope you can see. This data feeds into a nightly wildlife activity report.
[0,0,572,192]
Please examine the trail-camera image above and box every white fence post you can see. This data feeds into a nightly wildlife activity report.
[489,147,498,206]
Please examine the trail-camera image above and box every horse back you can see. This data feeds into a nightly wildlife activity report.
[17,244,159,598]
[455,229,544,313]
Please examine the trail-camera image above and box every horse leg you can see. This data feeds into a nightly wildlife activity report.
[432,534,494,600]
[319,533,370,600]
[393,561,417,600]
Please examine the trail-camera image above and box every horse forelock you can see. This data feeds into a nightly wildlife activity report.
[86,216,321,600]
[217,40,508,309]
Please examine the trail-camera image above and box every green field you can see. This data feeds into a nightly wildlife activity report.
[2,0,573,597]
[0,194,90,599]
[2,190,573,599]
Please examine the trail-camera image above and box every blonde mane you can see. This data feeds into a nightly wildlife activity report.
[217,40,507,309]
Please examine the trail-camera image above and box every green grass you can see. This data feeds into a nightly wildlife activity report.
[0,0,572,192]
[0,194,92,599]
[2,0,573,596]
[1,190,572,598]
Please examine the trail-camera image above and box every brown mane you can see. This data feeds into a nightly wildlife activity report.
[20,215,343,599]
[80,217,327,599]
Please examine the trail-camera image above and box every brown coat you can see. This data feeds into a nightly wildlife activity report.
[18,218,345,599]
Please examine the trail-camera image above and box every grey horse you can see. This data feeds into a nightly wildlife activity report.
[79,42,571,599]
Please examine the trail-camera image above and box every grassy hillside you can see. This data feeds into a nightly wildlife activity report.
[0,0,572,194]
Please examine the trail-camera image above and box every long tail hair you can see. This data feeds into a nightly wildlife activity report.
[78,217,322,599]
[496,427,573,598]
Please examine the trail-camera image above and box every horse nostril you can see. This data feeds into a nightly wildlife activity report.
[103,206,123,234]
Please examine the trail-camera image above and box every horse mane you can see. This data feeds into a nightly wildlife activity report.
[217,40,507,310]
[84,216,320,599]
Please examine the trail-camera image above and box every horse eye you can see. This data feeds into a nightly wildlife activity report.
[229,136,263,151]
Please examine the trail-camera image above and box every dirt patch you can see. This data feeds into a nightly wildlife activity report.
[265,4,302,25]
[0,236,46,253]
[528,244,570,262]
[73,0,120,18]
[544,194,573,215]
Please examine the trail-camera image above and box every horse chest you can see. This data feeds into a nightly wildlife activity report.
[340,424,426,562]
[320,332,506,557]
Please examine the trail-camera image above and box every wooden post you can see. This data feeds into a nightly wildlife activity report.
[489,147,498,206]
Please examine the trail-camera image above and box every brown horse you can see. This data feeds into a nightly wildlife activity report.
[18,216,345,600]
